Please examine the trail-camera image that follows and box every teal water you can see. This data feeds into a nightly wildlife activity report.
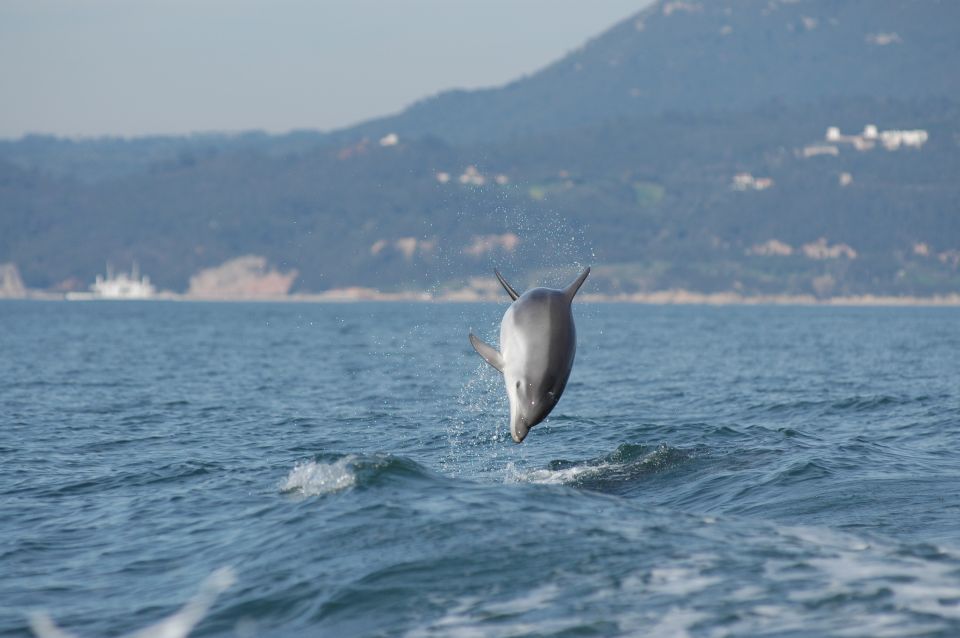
[2,301,959,637]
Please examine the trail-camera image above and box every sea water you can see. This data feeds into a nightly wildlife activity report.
[2,300,959,636]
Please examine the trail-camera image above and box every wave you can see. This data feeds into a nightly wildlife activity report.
[11,460,225,499]
[748,393,945,416]
[282,458,357,496]
[281,453,434,497]
[505,443,701,491]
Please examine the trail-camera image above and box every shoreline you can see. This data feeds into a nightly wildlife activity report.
[5,290,960,306]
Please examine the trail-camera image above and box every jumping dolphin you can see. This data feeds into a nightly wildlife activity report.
[469,267,590,443]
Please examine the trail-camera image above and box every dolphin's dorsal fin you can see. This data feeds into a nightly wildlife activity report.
[494,269,520,301]
[469,333,505,373]
[564,267,591,302]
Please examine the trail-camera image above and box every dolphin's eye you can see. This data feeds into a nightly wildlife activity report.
[516,381,521,390]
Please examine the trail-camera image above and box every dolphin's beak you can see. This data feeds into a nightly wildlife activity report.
[510,416,530,443]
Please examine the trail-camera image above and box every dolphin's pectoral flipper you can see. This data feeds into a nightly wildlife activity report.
[469,333,505,373]
[563,267,591,302]
[494,270,520,301]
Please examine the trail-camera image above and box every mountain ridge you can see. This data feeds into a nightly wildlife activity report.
[337,0,960,145]
[4,0,959,180]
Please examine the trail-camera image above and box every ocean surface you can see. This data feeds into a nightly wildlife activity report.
[2,300,959,637]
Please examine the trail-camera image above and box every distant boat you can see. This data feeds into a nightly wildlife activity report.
[67,263,156,300]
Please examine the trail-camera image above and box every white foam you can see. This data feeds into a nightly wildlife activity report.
[404,585,586,638]
[504,445,684,486]
[641,607,707,638]
[504,460,613,485]
[755,526,960,634]
[408,531,960,638]
[806,551,960,621]
[480,584,561,616]
[282,458,356,496]
[647,566,721,596]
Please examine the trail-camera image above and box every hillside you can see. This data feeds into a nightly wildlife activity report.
[1,0,958,298]
[342,0,960,145]
[3,0,958,180]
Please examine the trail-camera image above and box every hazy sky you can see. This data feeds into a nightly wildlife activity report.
[0,1,649,139]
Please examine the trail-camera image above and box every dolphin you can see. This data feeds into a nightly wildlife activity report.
[469,267,590,443]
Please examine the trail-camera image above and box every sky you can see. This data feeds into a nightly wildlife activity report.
[0,1,649,140]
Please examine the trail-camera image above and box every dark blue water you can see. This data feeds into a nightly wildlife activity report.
[2,300,960,637]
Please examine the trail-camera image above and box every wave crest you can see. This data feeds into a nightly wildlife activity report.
[282,454,434,497]
[282,458,357,496]
[506,443,698,489]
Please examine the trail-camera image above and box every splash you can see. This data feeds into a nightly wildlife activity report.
[504,459,612,485]
[504,443,693,487]
[282,457,356,496]
[28,567,236,638]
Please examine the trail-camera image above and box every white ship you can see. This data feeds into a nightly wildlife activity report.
[67,263,157,300]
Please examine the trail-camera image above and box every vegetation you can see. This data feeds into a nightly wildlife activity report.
[1,0,958,296]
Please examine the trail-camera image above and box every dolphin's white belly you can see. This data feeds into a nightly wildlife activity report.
[500,301,551,376]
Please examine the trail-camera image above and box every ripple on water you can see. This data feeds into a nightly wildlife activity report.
[4,302,960,638]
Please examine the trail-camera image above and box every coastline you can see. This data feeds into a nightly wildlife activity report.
[5,288,960,306]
